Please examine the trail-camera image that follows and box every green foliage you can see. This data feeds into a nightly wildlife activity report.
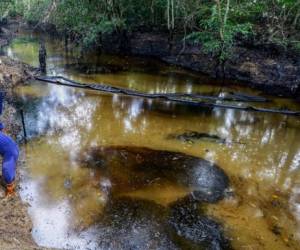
[188,22,253,59]
[82,18,125,48]
[292,40,300,52]
[186,0,300,59]
[187,1,253,60]
[1,0,300,58]
[0,0,13,18]
[24,0,51,22]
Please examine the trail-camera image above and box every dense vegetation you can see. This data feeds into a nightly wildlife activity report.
[1,0,300,58]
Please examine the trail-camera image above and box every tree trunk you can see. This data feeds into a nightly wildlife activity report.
[167,0,170,30]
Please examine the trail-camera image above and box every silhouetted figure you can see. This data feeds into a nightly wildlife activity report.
[39,40,47,74]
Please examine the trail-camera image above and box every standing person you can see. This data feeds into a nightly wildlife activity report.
[39,39,47,74]
[0,122,19,197]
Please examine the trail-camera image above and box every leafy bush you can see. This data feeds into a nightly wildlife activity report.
[1,0,299,57]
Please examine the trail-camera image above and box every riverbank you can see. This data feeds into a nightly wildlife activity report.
[99,31,300,98]
[0,98,36,250]
[0,36,44,249]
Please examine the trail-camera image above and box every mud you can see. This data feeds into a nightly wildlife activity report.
[168,195,231,250]
[0,56,37,90]
[81,146,230,203]
[93,196,230,250]
[0,107,45,250]
[96,197,176,250]
[0,50,44,249]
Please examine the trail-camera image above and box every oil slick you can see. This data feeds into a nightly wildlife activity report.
[167,131,227,144]
[80,146,230,203]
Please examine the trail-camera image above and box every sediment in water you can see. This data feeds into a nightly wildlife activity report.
[94,196,231,250]
[80,146,230,203]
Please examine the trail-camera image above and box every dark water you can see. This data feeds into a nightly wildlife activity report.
[5,31,300,249]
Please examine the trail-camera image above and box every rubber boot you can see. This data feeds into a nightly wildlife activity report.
[5,182,15,197]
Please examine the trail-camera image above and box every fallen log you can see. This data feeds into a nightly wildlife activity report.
[35,76,300,116]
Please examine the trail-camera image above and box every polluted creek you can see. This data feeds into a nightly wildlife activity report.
[6,32,300,250]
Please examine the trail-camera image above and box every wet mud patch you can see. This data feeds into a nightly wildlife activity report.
[64,146,232,248]
[96,197,176,249]
[168,195,231,250]
[0,56,36,89]
[94,196,230,250]
[80,146,230,203]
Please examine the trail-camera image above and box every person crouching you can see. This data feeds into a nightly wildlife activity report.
[0,123,19,197]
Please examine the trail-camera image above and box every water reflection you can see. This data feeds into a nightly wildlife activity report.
[16,83,300,249]
[7,32,300,249]
[22,179,82,248]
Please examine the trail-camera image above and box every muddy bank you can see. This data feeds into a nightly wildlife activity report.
[0,56,37,89]
[0,101,37,250]
[0,20,36,91]
[0,19,22,50]
[0,108,43,250]
[0,55,44,249]
[99,31,300,98]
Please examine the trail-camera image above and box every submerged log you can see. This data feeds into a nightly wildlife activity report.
[35,76,300,116]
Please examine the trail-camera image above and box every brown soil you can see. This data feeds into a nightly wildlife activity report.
[0,54,49,249]
[0,56,37,89]
[0,192,40,250]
